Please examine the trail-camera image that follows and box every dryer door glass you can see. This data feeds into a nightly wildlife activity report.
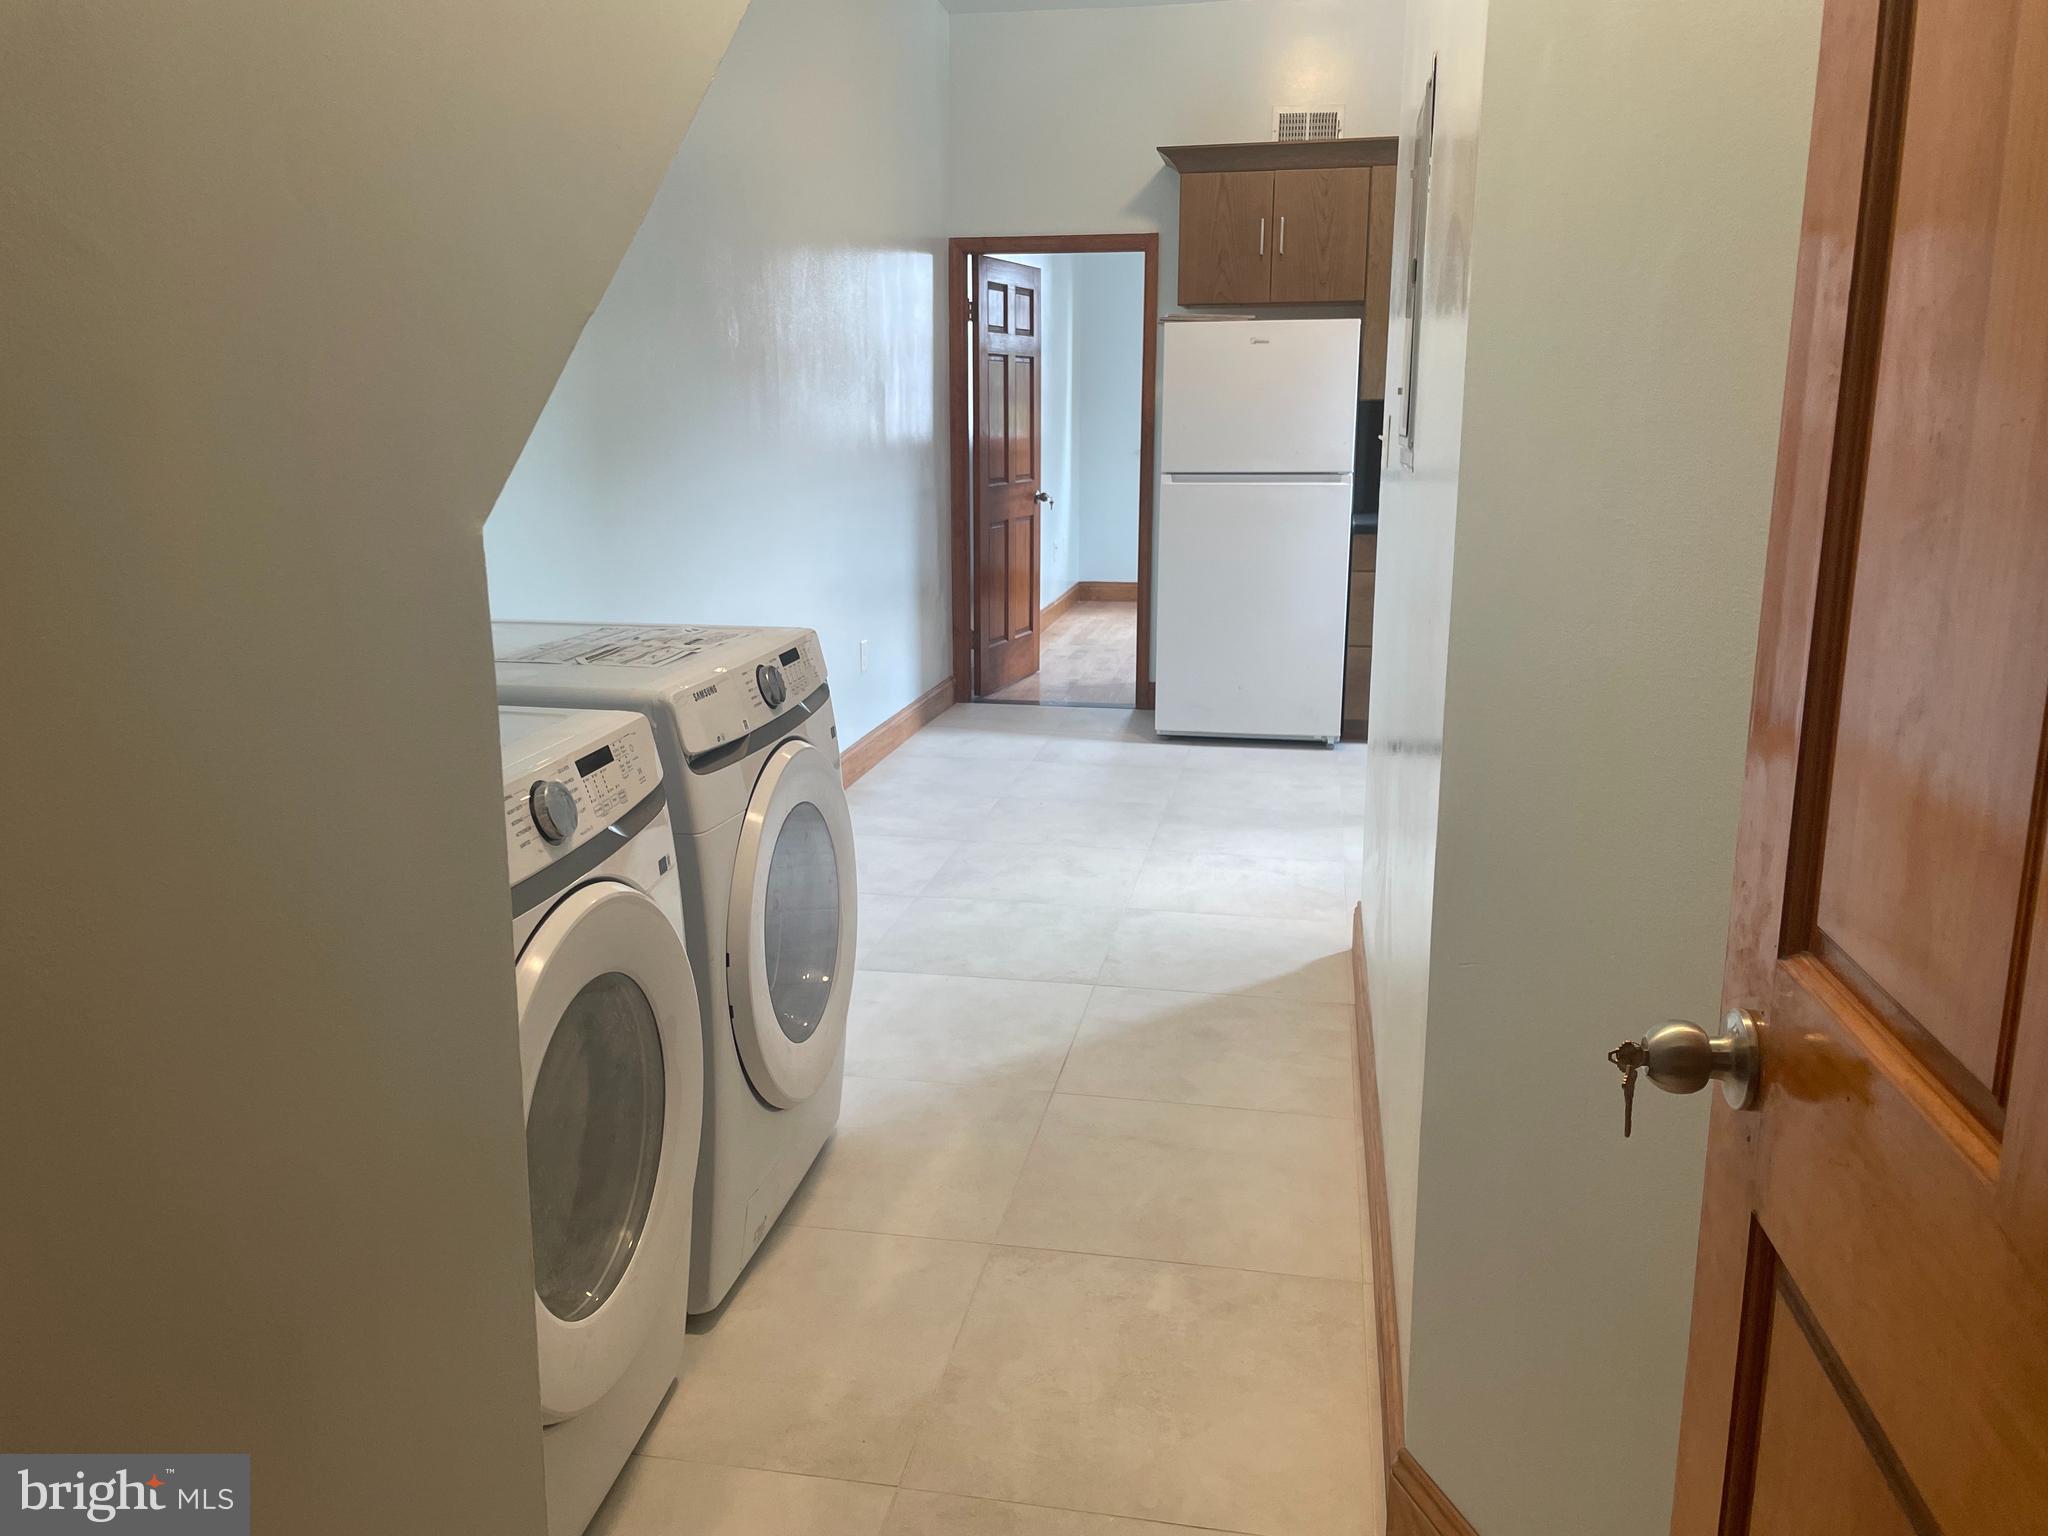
[762,801,841,1043]
[527,970,666,1322]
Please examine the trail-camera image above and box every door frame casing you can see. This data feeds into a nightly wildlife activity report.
[947,233,1161,709]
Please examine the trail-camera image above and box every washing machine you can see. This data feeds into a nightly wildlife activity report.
[501,706,704,1534]
[494,623,854,1313]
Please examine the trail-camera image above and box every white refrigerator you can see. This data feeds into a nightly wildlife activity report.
[1155,317,1360,741]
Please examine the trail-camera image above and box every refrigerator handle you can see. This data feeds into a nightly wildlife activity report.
[1278,215,1286,256]
[1258,217,1265,257]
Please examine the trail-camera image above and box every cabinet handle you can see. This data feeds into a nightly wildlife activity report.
[1279,215,1286,255]
[1258,216,1265,256]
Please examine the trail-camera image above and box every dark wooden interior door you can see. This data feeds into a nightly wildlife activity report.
[1673,1,2048,1531]
[973,256,1043,696]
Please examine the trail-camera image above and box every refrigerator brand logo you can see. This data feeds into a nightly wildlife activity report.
[3,1457,248,1533]
[1248,336,1271,344]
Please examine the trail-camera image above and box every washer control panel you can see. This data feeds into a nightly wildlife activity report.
[672,630,826,760]
[503,714,658,886]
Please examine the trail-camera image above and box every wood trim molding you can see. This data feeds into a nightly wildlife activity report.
[1073,579,1138,602]
[1354,904,1480,1536]
[1389,1451,1481,1536]
[1038,579,1137,632]
[1041,583,1083,631]
[840,677,953,787]
[948,235,1159,712]
[1157,136,1399,174]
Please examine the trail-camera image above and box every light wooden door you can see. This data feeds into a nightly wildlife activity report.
[1177,171,1272,305]
[1671,0,2048,1531]
[1271,167,1371,303]
[972,256,1043,696]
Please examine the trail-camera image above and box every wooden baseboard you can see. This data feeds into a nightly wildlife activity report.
[1041,583,1083,630]
[1389,1451,1480,1536]
[840,677,954,787]
[1074,579,1138,602]
[1042,579,1138,633]
[1355,904,1480,1536]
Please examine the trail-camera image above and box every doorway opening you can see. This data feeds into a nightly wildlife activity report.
[947,234,1159,710]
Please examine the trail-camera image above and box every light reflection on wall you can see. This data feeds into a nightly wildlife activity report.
[484,0,950,743]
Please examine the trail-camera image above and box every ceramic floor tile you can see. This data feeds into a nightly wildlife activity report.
[857,753,1033,802]
[1150,802,1359,863]
[784,1077,1049,1242]
[901,1247,1375,1536]
[883,1490,1235,1536]
[856,835,963,898]
[966,797,1166,851]
[589,1458,893,1536]
[1176,739,1364,772]
[1002,760,1184,806]
[864,898,1120,983]
[855,896,912,965]
[1098,909,1352,1003]
[1126,848,1354,922]
[844,971,1092,1091]
[897,725,1053,762]
[939,703,1145,739]
[995,1094,1361,1279]
[1031,736,1192,767]
[1057,986,1354,1118]
[1169,765,1346,817]
[643,1226,990,1484]
[923,842,1147,908]
[849,784,1000,842]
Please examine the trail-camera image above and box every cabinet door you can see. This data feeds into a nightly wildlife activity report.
[1270,167,1370,303]
[1177,171,1272,304]
[1360,165,1398,399]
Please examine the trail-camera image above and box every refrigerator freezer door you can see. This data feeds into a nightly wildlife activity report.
[1154,477,1352,740]
[1160,319,1362,474]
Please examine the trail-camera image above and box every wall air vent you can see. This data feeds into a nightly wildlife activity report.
[1274,106,1344,142]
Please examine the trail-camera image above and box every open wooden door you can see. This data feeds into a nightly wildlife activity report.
[1668,0,2048,1531]
[972,255,1044,697]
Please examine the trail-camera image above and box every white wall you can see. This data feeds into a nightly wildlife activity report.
[1376,2,1826,1534]
[0,2,745,1529]
[1360,0,1489,1399]
[1071,253,1146,584]
[948,0,1407,311]
[487,0,951,742]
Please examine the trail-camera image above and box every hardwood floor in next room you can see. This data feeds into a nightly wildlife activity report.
[591,702,1382,1536]
[988,599,1136,707]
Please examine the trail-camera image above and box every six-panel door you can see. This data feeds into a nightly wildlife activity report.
[972,255,1044,696]
[1673,0,2048,1529]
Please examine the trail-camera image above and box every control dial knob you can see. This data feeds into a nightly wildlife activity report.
[757,664,788,709]
[529,779,579,845]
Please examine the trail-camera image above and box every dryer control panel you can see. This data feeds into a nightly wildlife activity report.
[501,711,659,887]
[670,630,826,760]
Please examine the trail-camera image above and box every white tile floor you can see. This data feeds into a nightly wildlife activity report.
[592,703,1383,1536]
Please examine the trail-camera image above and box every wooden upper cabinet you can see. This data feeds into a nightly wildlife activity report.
[1271,167,1371,303]
[1163,139,1400,401]
[1360,164,1397,400]
[1177,171,1273,305]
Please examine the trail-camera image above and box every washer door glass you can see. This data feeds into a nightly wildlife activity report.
[763,801,842,1044]
[526,970,666,1323]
